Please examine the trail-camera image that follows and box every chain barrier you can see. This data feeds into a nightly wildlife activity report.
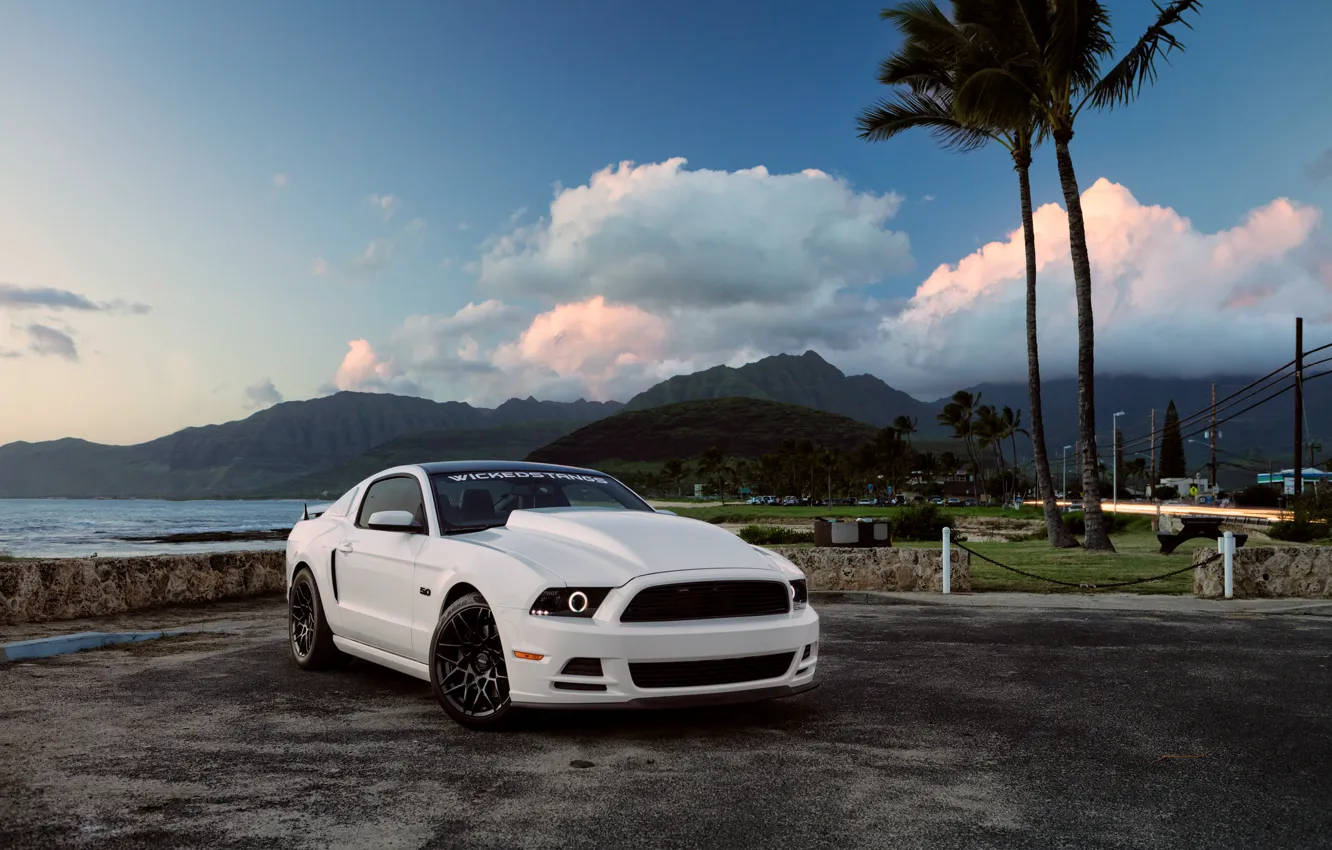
[950,542,1222,590]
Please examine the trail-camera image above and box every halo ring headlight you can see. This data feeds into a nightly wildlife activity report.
[568,591,589,613]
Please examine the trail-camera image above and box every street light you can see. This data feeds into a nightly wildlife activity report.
[1062,444,1072,500]
[1112,411,1126,512]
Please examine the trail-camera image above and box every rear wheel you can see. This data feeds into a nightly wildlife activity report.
[289,567,344,670]
[429,592,514,729]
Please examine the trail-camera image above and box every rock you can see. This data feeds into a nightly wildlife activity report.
[770,546,970,592]
[0,551,285,626]
[1192,546,1332,599]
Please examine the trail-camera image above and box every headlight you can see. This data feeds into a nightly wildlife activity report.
[789,579,808,611]
[530,587,612,618]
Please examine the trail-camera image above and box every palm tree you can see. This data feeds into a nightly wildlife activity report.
[697,448,725,504]
[662,459,687,496]
[892,415,918,448]
[938,390,986,500]
[858,2,1078,547]
[952,0,1203,550]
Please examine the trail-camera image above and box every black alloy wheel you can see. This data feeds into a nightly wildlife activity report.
[288,567,343,669]
[430,592,514,728]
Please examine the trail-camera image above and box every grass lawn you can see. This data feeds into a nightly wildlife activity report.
[896,529,1216,594]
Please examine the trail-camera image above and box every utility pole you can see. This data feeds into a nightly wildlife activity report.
[1209,382,1217,490]
[1149,408,1156,494]
[1295,317,1304,497]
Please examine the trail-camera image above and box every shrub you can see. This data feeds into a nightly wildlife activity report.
[738,525,814,545]
[0,548,12,562]
[892,502,950,541]
[1235,484,1281,508]
[1268,519,1321,543]
[1153,485,1180,500]
[1062,511,1131,536]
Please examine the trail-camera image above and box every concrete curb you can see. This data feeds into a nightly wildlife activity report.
[1,629,194,663]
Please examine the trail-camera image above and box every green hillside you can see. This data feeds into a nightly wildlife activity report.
[624,350,937,430]
[254,422,578,498]
[525,397,882,466]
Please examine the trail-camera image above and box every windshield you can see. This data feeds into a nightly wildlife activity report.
[430,469,652,532]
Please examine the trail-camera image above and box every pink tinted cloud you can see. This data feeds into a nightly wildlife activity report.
[334,339,400,391]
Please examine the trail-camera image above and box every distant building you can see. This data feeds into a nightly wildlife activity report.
[1256,468,1332,495]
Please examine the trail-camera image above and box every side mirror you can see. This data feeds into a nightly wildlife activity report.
[656,508,677,516]
[367,510,424,533]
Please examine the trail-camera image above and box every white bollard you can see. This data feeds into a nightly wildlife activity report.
[1223,530,1234,599]
[942,526,952,594]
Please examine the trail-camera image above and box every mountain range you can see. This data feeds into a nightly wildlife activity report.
[1,351,1322,498]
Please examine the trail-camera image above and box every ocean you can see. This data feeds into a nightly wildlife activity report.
[0,499,320,559]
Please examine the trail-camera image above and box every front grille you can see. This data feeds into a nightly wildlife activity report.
[629,652,795,689]
[620,581,789,623]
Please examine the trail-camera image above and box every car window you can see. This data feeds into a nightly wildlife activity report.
[356,476,426,531]
[430,470,651,531]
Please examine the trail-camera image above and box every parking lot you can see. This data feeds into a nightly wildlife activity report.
[2,600,1331,849]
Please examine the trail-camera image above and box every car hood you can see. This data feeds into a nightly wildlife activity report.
[482,508,789,586]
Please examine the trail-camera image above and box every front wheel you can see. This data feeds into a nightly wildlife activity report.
[289,567,344,670]
[429,592,515,729]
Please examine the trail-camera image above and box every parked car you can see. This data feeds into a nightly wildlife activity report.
[856,498,876,506]
[946,498,962,507]
[286,461,819,728]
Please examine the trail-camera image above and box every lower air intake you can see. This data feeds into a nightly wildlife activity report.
[629,652,795,689]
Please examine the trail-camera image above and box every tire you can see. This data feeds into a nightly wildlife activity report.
[289,567,344,670]
[429,592,515,729]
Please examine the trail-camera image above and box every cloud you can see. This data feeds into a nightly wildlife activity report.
[370,193,398,219]
[273,173,290,189]
[0,282,149,314]
[875,178,1325,395]
[311,257,328,276]
[330,160,1327,406]
[350,239,394,272]
[242,377,284,410]
[458,222,470,231]
[332,339,422,395]
[1308,148,1332,184]
[476,157,911,309]
[406,217,427,237]
[922,194,936,202]
[25,324,78,360]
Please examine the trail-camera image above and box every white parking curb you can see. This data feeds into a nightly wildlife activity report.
[1,630,194,663]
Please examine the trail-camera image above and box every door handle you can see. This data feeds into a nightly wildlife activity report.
[336,542,354,554]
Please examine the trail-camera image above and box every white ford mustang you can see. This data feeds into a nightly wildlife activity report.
[286,461,819,728]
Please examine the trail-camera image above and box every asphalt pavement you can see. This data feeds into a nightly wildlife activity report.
[2,599,1331,849]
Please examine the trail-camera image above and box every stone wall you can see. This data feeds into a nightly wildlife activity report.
[773,546,970,593]
[0,551,286,626]
[1193,546,1332,599]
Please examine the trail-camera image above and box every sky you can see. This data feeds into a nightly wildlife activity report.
[2,0,1331,447]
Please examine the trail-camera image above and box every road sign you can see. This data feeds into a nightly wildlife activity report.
[1189,485,1199,496]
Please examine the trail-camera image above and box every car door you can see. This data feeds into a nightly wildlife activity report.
[337,474,429,658]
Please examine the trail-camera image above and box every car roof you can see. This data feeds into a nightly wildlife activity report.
[416,460,610,477]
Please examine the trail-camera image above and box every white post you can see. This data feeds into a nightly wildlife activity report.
[1223,530,1234,599]
[942,526,951,594]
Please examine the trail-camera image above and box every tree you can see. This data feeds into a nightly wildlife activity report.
[662,459,687,496]
[892,415,918,447]
[698,448,725,504]
[858,2,1077,546]
[951,0,1203,550]
[938,390,984,500]
[1160,400,1187,478]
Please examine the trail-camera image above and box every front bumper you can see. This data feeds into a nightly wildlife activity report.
[494,569,820,708]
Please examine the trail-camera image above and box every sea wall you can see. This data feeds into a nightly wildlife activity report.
[1193,546,1332,599]
[0,551,286,626]
[773,546,970,593]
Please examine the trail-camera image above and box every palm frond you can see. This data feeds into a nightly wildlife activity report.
[1083,0,1203,113]
[1046,0,1115,101]
[955,67,1042,132]
[857,92,994,152]
[880,1,970,57]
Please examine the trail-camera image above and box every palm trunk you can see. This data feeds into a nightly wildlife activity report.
[1054,136,1113,551]
[1018,160,1078,548]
